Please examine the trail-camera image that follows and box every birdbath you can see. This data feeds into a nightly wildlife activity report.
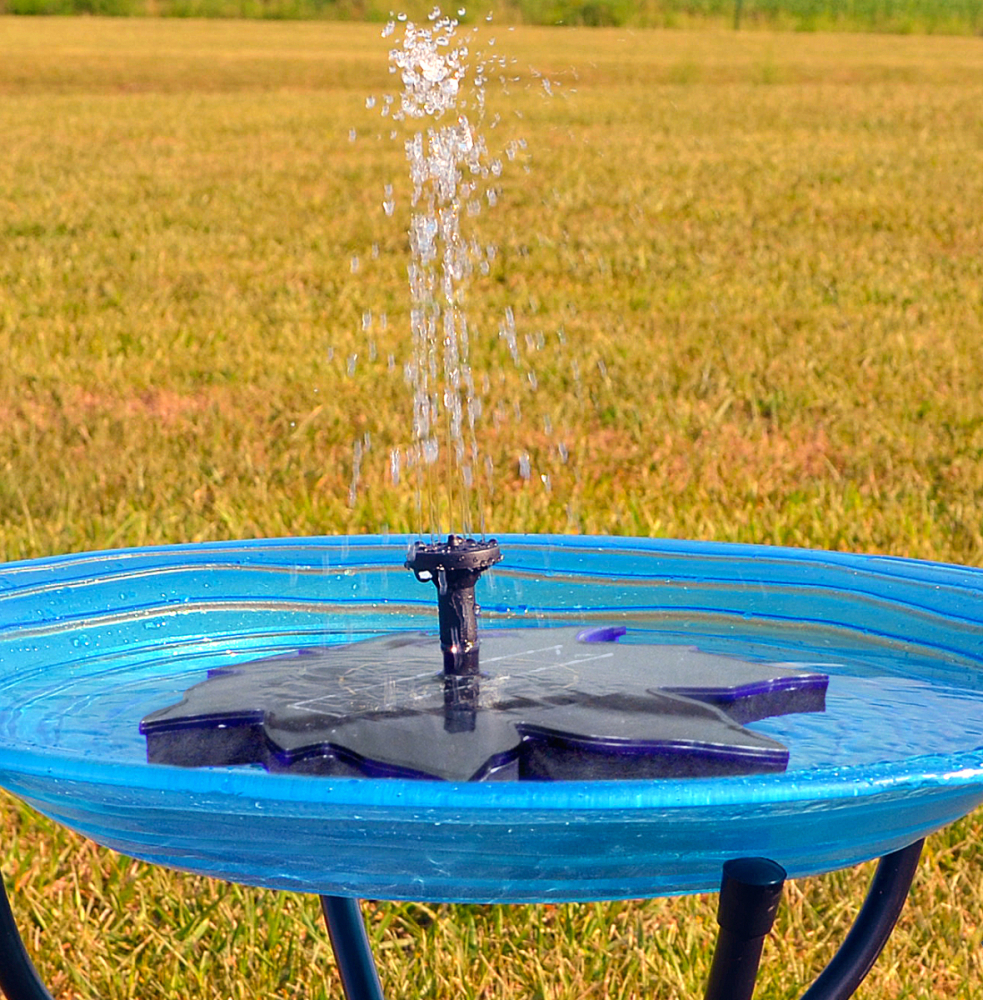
[2,11,981,1000]
[2,533,983,999]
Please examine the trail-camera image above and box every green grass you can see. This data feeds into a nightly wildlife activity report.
[2,0,983,35]
[2,17,983,998]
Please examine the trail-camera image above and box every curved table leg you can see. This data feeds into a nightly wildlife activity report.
[1,867,388,1000]
[2,879,389,1000]
[704,839,925,1000]
[0,869,55,1000]
[320,896,385,1000]
[0,838,930,1000]
[799,838,924,1000]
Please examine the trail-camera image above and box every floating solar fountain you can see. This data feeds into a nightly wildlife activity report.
[139,535,829,782]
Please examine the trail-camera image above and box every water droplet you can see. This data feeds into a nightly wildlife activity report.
[349,439,363,506]
[380,5,529,529]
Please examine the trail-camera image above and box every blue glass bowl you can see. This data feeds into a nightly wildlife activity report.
[1,534,982,903]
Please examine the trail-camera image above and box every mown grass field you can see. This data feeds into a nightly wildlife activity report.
[2,16,983,998]
[3,0,983,36]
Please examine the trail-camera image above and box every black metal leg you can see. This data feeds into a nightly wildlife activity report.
[2,868,391,1000]
[704,857,787,1000]
[320,896,386,1000]
[0,869,55,1000]
[703,839,925,1000]
[0,838,930,1000]
[799,838,924,1000]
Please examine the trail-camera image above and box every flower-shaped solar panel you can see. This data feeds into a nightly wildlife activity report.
[141,627,827,782]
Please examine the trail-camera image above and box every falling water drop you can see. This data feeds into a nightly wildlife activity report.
[349,440,364,507]
[372,8,565,534]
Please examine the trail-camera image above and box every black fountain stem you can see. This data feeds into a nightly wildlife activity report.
[406,535,502,733]
[405,534,502,675]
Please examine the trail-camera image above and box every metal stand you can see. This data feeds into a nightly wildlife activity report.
[0,840,925,1000]
[320,896,385,1000]
[704,857,787,1000]
[0,869,54,1000]
[701,839,924,1000]
[798,839,924,1000]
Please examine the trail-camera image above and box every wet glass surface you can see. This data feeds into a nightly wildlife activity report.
[1,534,981,900]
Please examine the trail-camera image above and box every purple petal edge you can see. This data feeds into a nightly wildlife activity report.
[576,626,627,643]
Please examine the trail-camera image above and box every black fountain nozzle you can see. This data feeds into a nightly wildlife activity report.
[405,534,501,676]
[406,535,502,733]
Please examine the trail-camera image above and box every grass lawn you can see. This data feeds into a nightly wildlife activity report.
[1,15,983,998]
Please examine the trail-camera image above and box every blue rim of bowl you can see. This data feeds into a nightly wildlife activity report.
[0,533,982,816]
